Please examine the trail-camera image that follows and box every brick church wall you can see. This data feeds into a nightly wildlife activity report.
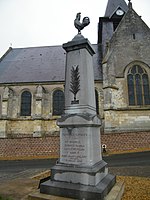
[0,136,60,160]
[0,131,149,160]
[101,131,150,152]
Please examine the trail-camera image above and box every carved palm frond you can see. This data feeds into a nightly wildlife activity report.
[70,66,80,98]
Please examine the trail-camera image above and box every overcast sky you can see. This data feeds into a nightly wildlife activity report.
[0,0,150,57]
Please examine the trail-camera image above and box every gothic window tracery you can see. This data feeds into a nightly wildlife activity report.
[127,65,150,106]
[20,91,32,116]
[53,90,64,115]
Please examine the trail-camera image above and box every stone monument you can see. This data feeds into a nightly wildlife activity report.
[40,13,116,200]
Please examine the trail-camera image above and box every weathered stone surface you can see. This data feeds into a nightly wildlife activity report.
[63,38,96,115]
[40,174,116,200]
[51,160,108,186]
[102,6,150,133]
[40,34,116,199]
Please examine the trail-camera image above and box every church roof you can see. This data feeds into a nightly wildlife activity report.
[0,44,102,84]
[105,0,128,17]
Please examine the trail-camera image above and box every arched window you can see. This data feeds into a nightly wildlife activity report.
[95,90,99,114]
[127,65,150,106]
[53,90,64,115]
[20,91,32,116]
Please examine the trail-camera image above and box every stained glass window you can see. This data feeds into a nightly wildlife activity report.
[20,91,32,116]
[143,74,150,105]
[127,65,150,106]
[127,74,135,105]
[53,90,64,115]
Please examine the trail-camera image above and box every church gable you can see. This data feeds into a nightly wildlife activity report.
[107,4,150,78]
[111,4,150,42]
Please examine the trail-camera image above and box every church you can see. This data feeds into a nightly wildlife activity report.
[0,0,150,138]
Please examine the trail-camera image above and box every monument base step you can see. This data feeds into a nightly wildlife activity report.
[39,174,116,200]
[51,160,108,186]
[29,180,124,200]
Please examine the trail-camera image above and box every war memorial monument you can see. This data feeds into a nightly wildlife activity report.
[40,13,116,200]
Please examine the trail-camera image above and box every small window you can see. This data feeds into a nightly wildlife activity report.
[53,90,64,115]
[133,34,136,39]
[20,91,32,116]
[127,65,150,106]
[95,90,99,114]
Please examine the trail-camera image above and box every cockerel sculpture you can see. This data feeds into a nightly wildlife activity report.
[74,12,90,34]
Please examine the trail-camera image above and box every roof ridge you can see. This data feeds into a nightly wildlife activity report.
[0,47,12,62]
[11,45,62,51]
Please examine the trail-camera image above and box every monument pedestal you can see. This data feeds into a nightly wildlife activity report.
[40,174,115,200]
[40,35,116,199]
[41,113,116,199]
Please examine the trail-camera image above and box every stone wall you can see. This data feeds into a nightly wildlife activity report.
[103,76,150,133]
[5,119,60,137]
[0,83,64,137]
[0,82,103,138]
[0,131,149,160]
[102,6,150,133]
[104,109,150,133]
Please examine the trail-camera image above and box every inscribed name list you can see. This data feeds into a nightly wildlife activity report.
[60,128,88,165]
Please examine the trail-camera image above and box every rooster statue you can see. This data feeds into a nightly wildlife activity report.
[74,12,90,34]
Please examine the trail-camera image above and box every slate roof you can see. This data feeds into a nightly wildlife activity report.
[0,44,102,84]
[105,0,128,17]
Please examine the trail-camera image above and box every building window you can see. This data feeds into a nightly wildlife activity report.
[20,91,32,116]
[127,65,150,106]
[53,90,64,115]
[0,95,1,116]
[95,90,99,114]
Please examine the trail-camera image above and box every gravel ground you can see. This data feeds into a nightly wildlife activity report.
[117,176,150,200]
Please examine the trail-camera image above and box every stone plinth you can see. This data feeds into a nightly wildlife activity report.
[40,174,115,200]
[31,181,124,200]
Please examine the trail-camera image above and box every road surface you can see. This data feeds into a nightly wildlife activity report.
[0,151,149,181]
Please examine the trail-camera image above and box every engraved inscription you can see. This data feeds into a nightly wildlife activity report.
[61,129,88,164]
